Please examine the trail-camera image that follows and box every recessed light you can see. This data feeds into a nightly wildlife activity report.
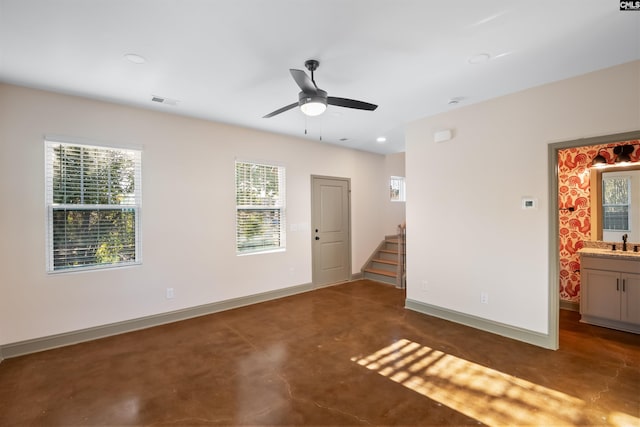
[376,136,387,143]
[124,53,146,64]
[467,53,490,64]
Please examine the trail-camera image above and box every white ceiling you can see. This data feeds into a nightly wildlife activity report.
[1,1,638,154]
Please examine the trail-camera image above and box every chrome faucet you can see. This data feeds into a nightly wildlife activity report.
[622,233,628,252]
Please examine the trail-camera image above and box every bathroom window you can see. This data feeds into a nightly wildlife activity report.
[602,176,630,231]
[235,160,286,254]
[390,176,406,202]
[45,139,142,272]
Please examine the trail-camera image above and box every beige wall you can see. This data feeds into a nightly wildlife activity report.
[0,83,394,345]
[406,61,640,336]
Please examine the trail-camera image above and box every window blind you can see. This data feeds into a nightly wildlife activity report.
[235,161,286,254]
[602,176,630,231]
[45,140,142,271]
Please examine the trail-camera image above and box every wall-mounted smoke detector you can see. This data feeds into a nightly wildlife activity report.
[151,95,179,106]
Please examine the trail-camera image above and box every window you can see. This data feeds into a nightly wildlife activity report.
[390,176,406,202]
[602,175,630,231]
[235,161,286,254]
[45,140,142,272]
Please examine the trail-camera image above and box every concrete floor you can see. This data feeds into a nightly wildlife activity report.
[1,279,638,426]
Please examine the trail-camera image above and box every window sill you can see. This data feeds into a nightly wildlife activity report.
[236,248,286,257]
[47,261,142,275]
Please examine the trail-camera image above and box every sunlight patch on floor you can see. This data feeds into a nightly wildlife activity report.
[351,339,638,427]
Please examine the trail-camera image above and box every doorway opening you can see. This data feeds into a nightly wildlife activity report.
[549,130,640,346]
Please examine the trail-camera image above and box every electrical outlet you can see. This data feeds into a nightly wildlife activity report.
[480,292,489,304]
[166,288,174,299]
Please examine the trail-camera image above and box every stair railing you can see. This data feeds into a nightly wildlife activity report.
[396,222,406,288]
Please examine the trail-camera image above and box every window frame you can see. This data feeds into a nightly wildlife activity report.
[235,160,286,255]
[602,175,631,232]
[390,176,406,202]
[44,139,142,273]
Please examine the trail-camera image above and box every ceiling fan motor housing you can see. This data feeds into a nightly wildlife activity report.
[299,89,327,105]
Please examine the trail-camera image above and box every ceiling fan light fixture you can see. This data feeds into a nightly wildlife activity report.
[299,95,327,117]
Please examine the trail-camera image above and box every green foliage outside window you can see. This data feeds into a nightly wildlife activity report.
[602,176,630,231]
[235,161,285,253]
[47,142,141,271]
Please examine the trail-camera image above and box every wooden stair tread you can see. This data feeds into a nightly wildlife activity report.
[364,268,397,278]
[379,249,398,254]
[373,258,397,265]
[379,249,405,255]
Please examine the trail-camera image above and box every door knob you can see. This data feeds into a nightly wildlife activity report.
[315,236,320,240]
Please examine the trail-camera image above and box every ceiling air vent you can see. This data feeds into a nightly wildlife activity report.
[151,95,179,106]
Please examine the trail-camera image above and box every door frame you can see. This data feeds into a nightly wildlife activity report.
[548,130,640,349]
[310,175,352,287]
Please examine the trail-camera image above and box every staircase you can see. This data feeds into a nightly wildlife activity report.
[362,224,406,288]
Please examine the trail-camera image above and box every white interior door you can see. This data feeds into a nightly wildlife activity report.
[311,176,351,286]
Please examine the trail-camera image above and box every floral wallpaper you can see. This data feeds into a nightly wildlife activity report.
[558,140,640,302]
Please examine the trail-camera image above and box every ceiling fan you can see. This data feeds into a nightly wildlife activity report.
[263,59,378,118]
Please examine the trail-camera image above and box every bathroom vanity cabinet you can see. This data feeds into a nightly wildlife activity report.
[579,252,640,334]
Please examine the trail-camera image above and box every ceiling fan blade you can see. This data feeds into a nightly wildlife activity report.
[290,69,317,94]
[263,101,299,118]
[328,97,377,111]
